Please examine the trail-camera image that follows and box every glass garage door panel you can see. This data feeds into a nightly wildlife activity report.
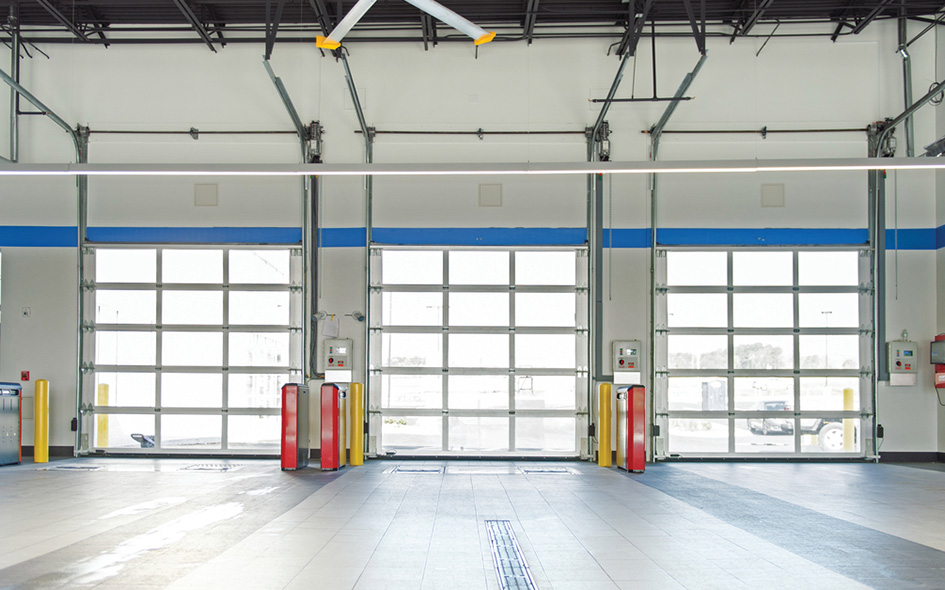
[162,373,223,408]
[516,418,575,452]
[668,419,729,454]
[228,415,280,450]
[161,415,222,449]
[93,414,156,449]
[94,373,155,407]
[164,250,223,283]
[382,375,442,409]
[383,416,442,452]
[660,248,868,458]
[88,246,299,454]
[668,336,728,370]
[449,417,509,452]
[450,376,508,410]
[375,247,584,456]
[95,290,156,324]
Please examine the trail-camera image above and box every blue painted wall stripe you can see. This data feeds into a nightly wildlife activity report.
[0,226,77,247]
[885,228,936,251]
[2,226,945,249]
[86,227,302,244]
[372,227,587,246]
[319,227,366,248]
[603,229,651,248]
[656,228,869,246]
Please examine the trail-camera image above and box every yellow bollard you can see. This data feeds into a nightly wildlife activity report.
[350,383,364,466]
[598,383,612,467]
[34,379,49,463]
[843,387,855,452]
[96,384,109,448]
[339,391,347,468]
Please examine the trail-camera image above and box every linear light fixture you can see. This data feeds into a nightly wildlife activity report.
[316,0,495,49]
[2,158,945,177]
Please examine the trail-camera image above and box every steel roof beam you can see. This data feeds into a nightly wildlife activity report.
[171,0,218,53]
[80,4,110,45]
[34,0,90,42]
[307,0,334,36]
[829,0,858,41]
[204,4,227,46]
[264,0,286,60]
[852,0,895,34]
[420,12,437,50]
[616,0,653,57]
[682,0,707,54]
[523,0,540,45]
[730,0,774,42]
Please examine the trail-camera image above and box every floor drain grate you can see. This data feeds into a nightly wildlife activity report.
[485,520,538,590]
[180,464,244,472]
[393,466,444,474]
[520,467,575,475]
[41,465,103,471]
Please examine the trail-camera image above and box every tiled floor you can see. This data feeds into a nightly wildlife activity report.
[1,458,944,589]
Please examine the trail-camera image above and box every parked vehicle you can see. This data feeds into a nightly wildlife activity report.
[746,401,792,435]
[746,401,852,451]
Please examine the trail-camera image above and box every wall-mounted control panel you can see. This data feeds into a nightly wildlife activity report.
[613,340,641,372]
[888,341,918,374]
[888,340,918,387]
[324,338,353,370]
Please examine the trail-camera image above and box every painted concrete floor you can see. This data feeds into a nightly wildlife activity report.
[0,458,944,590]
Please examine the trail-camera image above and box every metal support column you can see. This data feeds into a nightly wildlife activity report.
[869,77,945,388]
[263,58,323,380]
[898,15,915,157]
[339,53,374,450]
[647,54,707,461]
[585,48,633,459]
[9,7,19,163]
[75,126,89,455]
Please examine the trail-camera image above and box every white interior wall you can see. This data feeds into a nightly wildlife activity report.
[0,249,77,447]
[0,20,941,454]
[937,26,945,455]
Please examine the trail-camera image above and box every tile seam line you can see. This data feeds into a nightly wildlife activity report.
[418,462,447,585]
[540,467,643,586]
[348,464,408,589]
[281,469,378,588]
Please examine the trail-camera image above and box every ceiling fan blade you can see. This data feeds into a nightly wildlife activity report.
[403,0,496,44]
[316,0,379,49]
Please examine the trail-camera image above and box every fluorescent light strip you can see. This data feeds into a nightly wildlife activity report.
[1,158,945,177]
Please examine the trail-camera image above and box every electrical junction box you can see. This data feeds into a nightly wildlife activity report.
[613,340,642,372]
[888,341,918,387]
[324,338,352,370]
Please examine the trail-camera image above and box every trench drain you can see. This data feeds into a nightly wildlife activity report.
[40,465,103,471]
[390,466,444,474]
[180,464,245,472]
[486,520,538,590]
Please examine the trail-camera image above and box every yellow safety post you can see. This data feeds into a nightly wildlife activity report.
[598,383,612,467]
[34,379,49,463]
[350,382,364,466]
[843,387,855,452]
[96,384,109,448]
[339,392,347,468]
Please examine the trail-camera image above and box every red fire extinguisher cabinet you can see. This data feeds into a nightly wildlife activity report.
[281,383,309,471]
[616,385,645,473]
[320,383,347,471]
[935,334,945,389]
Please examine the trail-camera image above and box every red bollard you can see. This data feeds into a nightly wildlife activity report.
[616,385,645,473]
